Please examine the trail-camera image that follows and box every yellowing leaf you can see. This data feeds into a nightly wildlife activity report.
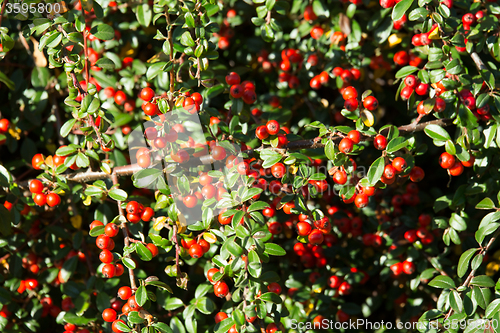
[486,262,500,276]
[388,33,405,48]
[71,215,82,229]
[83,195,92,206]
[153,216,168,231]
[289,164,298,175]
[428,26,441,40]
[203,232,217,243]
[361,110,375,127]
[8,127,21,140]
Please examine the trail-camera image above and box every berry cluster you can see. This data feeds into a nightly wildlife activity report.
[340,86,378,112]
[181,237,211,259]
[125,200,154,223]
[439,151,475,177]
[404,213,435,245]
[29,179,61,207]
[226,72,257,104]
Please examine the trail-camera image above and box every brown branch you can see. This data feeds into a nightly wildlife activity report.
[78,0,89,87]
[112,173,137,291]
[0,0,8,28]
[172,224,180,275]
[165,13,175,110]
[470,52,487,71]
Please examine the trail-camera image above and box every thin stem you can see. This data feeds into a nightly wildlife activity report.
[0,0,9,28]
[470,51,487,71]
[112,173,137,290]
[165,13,175,110]
[78,0,89,87]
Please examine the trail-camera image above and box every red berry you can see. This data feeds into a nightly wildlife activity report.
[439,152,455,169]
[415,82,429,96]
[404,75,417,89]
[140,87,154,101]
[409,166,425,182]
[255,125,269,140]
[117,286,132,300]
[29,179,44,194]
[373,134,387,150]
[46,193,61,207]
[339,138,354,154]
[32,153,45,170]
[344,98,359,111]
[102,308,117,322]
[214,281,229,298]
[188,244,203,258]
[363,96,378,111]
[342,86,358,100]
[114,91,126,105]
[448,161,464,176]
[266,120,280,136]
[347,130,361,144]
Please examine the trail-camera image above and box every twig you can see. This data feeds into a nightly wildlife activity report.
[470,52,487,71]
[78,0,89,87]
[165,13,175,110]
[112,173,137,290]
[0,0,8,28]
[172,224,180,274]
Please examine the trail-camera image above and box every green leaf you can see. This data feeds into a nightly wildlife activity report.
[448,290,463,314]
[395,66,419,79]
[367,156,385,186]
[95,58,116,70]
[63,312,96,326]
[113,320,131,332]
[215,318,235,333]
[259,292,282,304]
[485,299,500,318]
[195,297,215,314]
[89,225,105,237]
[136,4,152,27]
[146,62,167,81]
[180,31,195,47]
[90,24,115,40]
[227,239,244,257]
[374,17,393,44]
[122,257,136,269]
[424,124,451,141]
[165,297,184,311]
[476,198,496,210]
[59,256,78,283]
[247,201,269,212]
[324,139,335,160]
[449,213,467,232]
[248,250,262,278]
[109,189,128,201]
[264,243,286,256]
[153,322,174,333]
[128,311,146,324]
[470,275,494,287]
[392,0,413,21]
[0,71,15,90]
[386,137,408,153]
[135,286,148,307]
[136,243,153,261]
[146,280,173,293]
[457,248,478,278]
[428,275,456,289]
[60,119,77,138]
[207,85,224,98]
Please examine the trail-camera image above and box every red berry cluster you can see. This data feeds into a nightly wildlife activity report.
[439,151,475,176]
[400,75,429,101]
[393,50,422,67]
[255,119,288,147]
[29,179,61,208]
[333,66,361,84]
[215,10,235,50]
[181,237,211,259]
[340,86,378,112]
[390,260,416,276]
[412,24,438,47]
[404,213,435,245]
[226,72,257,104]
[125,201,154,223]
[139,87,160,116]
[182,91,203,114]
[277,49,303,90]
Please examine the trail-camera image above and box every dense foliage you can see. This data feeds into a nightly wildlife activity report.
[0,0,500,332]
